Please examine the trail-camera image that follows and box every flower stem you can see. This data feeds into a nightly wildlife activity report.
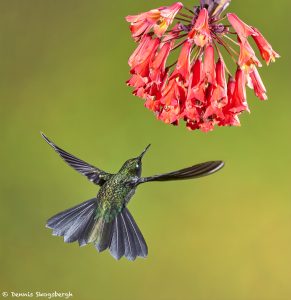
[175,17,192,23]
[215,34,239,56]
[184,6,194,14]
[167,60,178,69]
[213,35,237,65]
[163,33,187,43]
[171,39,187,51]
[212,15,226,23]
[178,12,193,19]
[224,34,239,46]
[191,46,200,64]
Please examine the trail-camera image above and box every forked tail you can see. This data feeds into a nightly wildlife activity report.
[46,199,148,261]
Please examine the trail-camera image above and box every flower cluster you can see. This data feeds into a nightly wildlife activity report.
[126,0,279,132]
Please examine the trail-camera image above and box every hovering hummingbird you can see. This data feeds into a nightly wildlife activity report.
[41,133,224,261]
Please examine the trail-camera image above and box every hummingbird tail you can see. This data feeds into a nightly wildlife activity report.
[46,198,98,246]
[109,208,148,261]
[80,207,148,260]
[46,199,148,260]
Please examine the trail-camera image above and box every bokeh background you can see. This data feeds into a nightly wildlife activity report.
[1,0,290,299]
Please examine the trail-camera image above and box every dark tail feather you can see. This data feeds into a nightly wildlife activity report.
[78,212,97,246]
[124,208,148,258]
[46,198,97,245]
[94,218,114,252]
[109,214,125,260]
[47,200,148,261]
[110,208,148,261]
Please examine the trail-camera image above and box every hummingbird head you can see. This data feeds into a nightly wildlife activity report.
[120,144,151,177]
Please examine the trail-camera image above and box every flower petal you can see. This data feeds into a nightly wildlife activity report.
[251,27,280,65]
[188,8,211,47]
[238,39,262,69]
[227,13,256,42]
[249,67,267,100]
[204,44,216,85]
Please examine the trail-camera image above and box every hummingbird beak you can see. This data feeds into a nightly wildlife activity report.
[139,144,151,159]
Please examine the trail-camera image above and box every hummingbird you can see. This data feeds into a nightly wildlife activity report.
[41,133,224,261]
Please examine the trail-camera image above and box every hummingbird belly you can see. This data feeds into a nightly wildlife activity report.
[96,180,136,223]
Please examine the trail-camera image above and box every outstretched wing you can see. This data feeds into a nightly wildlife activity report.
[41,132,113,185]
[137,161,224,184]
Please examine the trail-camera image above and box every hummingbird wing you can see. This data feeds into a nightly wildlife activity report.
[137,161,224,184]
[41,133,113,185]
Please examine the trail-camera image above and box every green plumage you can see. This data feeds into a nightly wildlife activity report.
[96,158,140,223]
[42,133,224,260]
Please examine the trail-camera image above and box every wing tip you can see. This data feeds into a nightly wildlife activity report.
[40,131,46,139]
[210,160,225,174]
[40,131,52,145]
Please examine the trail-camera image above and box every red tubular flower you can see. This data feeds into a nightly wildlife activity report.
[154,2,184,37]
[170,40,193,83]
[126,11,159,42]
[128,34,152,68]
[238,39,262,70]
[160,78,186,106]
[204,44,216,85]
[190,57,204,87]
[130,37,160,79]
[127,74,147,89]
[159,78,186,123]
[159,105,181,124]
[145,95,162,113]
[227,76,236,101]
[188,8,211,47]
[126,0,279,132]
[184,99,200,122]
[230,68,248,113]
[204,104,225,120]
[187,58,205,103]
[251,27,280,65]
[126,2,183,41]
[210,58,227,105]
[249,67,267,100]
[227,13,256,42]
[219,76,241,127]
[216,59,227,90]
[150,41,172,83]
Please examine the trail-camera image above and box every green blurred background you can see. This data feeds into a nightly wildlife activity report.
[0,0,290,299]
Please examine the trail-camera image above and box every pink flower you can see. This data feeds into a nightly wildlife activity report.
[238,38,262,69]
[251,27,280,65]
[153,2,184,37]
[188,8,211,47]
[230,68,248,113]
[128,34,152,68]
[126,0,279,132]
[249,67,267,100]
[129,36,160,82]
[126,2,183,41]
[150,41,172,83]
[204,44,216,85]
[227,13,256,42]
[187,58,205,103]
[170,40,192,83]
[210,59,227,105]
